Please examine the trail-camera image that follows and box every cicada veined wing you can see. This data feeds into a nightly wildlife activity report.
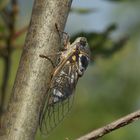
[39,37,90,134]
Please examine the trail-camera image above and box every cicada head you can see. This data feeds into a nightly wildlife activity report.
[73,37,90,56]
[72,37,90,77]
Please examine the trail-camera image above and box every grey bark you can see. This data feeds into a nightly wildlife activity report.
[0,0,72,140]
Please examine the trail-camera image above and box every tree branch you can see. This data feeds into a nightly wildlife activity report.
[0,0,73,140]
[77,110,140,140]
[0,0,18,114]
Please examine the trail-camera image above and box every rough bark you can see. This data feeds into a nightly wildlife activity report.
[0,0,72,140]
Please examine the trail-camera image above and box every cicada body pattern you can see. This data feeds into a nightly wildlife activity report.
[39,37,90,134]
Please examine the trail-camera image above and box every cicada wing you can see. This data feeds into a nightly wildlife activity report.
[39,63,79,134]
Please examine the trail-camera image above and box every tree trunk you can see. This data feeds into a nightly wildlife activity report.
[0,0,72,139]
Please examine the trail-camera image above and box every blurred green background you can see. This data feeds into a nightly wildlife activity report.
[0,0,140,140]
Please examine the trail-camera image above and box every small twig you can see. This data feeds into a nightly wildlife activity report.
[12,25,28,40]
[0,9,11,28]
[77,110,140,140]
[0,26,28,40]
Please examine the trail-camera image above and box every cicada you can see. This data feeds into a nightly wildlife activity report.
[39,33,90,134]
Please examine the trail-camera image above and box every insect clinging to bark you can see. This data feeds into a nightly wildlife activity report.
[39,25,90,134]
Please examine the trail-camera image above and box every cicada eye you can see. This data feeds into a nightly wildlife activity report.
[78,55,89,76]
[81,56,89,68]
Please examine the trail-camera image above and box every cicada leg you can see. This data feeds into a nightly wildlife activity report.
[39,52,62,68]
[55,23,70,50]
